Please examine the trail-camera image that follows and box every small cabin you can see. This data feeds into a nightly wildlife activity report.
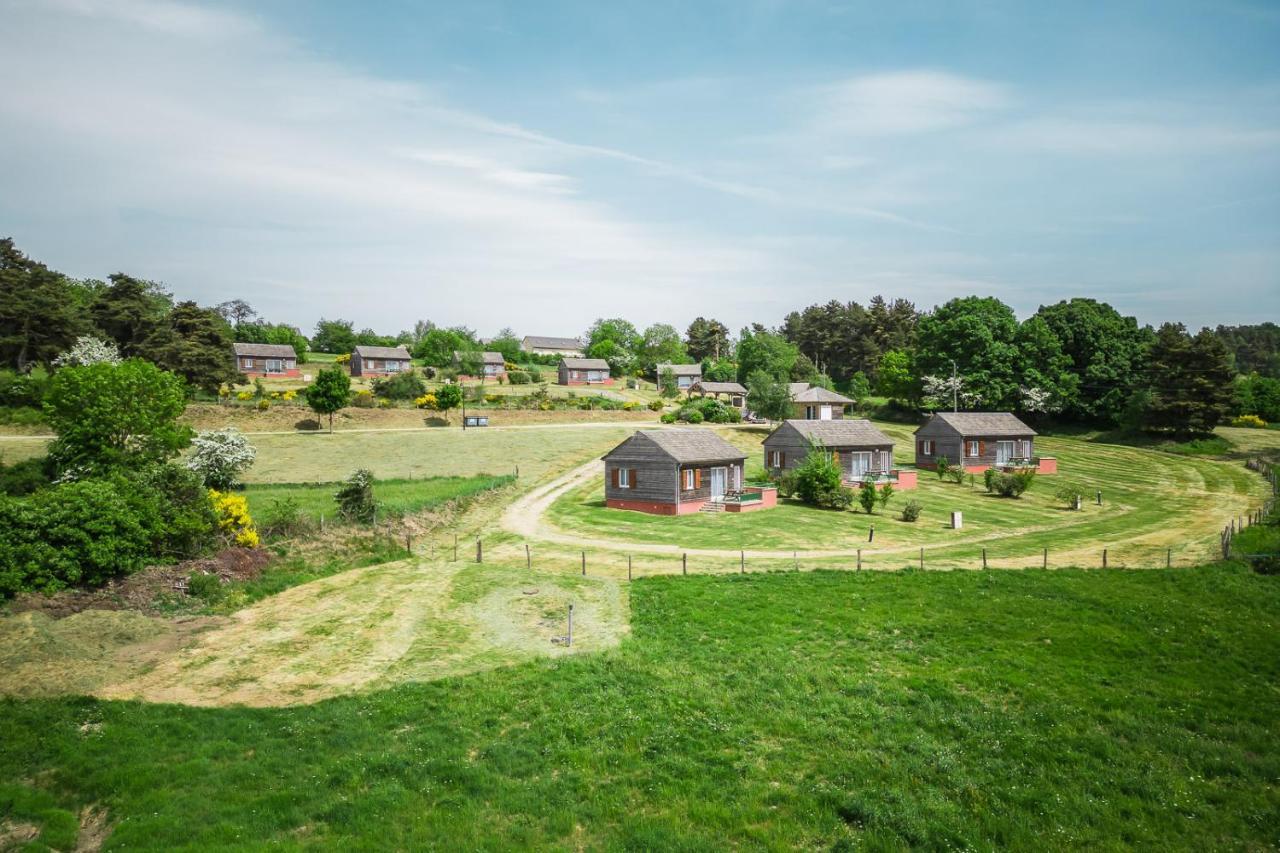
[603,429,775,514]
[789,385,855,420]
[688,380,747,412]
[656,363,702,390]
[522,335,584,357]
[454,350,507,379]
[350,345,412,377]
[914,412,1056,473]
[763,419,917,489]
[233,343,300,378]
[558,357,613,385]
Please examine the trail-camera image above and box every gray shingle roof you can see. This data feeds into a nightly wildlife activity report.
[689,380,747,395]
[788,382,811,398]
[454,350,505,365]
[657,363,702,377]
[792,386,854,404]
[916,411,1036,437]
[354,345,411,360]
[233,342,296,358]
[605,429,747,464]
[524,335,583,350]
[561,357,610,370]
[770,419,892,447]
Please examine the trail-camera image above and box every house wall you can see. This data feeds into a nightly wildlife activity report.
[352,356,411,377]
[915,433,1033,471]
[763,437,894,480]
[237,356,300,378]
[793,402,846,420]
[603,458,746,514]
[558,365,612,385]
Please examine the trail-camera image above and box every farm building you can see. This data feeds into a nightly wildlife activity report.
[914,412,1057,473]
[522,335,584,357]
[603,429,776,514]
[558,357,613,386]
[656,363,702,390]
[790,384,855,420]
[688,380,747,411]
[763,419,917,489]
[350,345,412,377]
[453,350,507,379]
[233,342,300,378]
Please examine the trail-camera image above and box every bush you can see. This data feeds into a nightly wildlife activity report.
[983,468,997,493]
[1056,483,1085,509]
[0,457,51,497]
[508,370,531,385]
[0,406,45,426]
[335,468,376,523]
[372,370,427,401]
[900,499,922,522]
[259,496,308,539]
[352,390,376,408]
[686,409,704,424]
[648,399,665,412]
[1232,414,1268,429]
[187,571,224,602]
[123,465,219,558]
[857,480,877,514]
[186,428,257,490]
[947,466,965,484]
[792,445,853,509]
[208,489,259,548]
[659,412,676,424]
[936,456,951,480]
[0,369,49,408]
[989,470,1035,498]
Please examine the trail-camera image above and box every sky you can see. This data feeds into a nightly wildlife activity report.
[1,0,1277,339]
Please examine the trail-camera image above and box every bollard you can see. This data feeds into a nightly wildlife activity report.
[476,539,483,563]
[868,526,875,543]
[566,604,574,647]
[740,550,745,574]
[982,548,987,570]
[1096,491,1102,506]
[526,543,531,570]
[1102,548,1108,569]
[1043,548,1047,569]
[682,553,687,575]
[582,551,586,576]
[857,549,861,571]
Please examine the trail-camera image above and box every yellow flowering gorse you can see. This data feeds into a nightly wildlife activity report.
[208,489,260,548]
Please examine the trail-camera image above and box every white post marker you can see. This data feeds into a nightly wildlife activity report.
[951,511,963,530]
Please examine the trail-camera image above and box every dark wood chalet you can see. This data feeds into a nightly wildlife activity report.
[350,345,412,377]
[656,363,702,390]
[454,350,507,379]
[688,380,747,411]
[522,335,584,357]
[914,412,1056,473]
[233,342,300,378]
[763,419,917,489]
[558,357,613,385]
[790,385,855,420]
[603,429,776,514]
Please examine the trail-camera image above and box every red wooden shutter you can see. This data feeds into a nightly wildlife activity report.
[780,452,785,467]
[695,469,702,489]
[979,441,986,456]
[611,468,619,488]
[630,468,638,488]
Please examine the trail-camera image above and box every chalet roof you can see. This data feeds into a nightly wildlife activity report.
[792,386,854,404]
[604,429,747,465]
[788,382,811,398]
[233,342,296,358]
[561,357,611,370]
[916,411,1036,437]
[524,335,583,350]
[354,345,411,360]
[657,363,702,377]
[454,350,505,365]
[767,419,893,447]
[689,380,747,395]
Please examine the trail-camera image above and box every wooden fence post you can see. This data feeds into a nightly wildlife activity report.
[582,551,586,576]
[982,548,987,570]
[740,550,745,574]
[566,604,573,647]
[857,548,861,571]
[868,526,875,543]
[1042,548,1047,569]
[1166,548,1172,568]
[476,539,483,563]
[526,543,531,570]
[453,534,458,562]
[1102,548,1108,569]
[406,534,412,555]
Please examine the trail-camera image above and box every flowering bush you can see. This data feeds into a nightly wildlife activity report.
[237,391,254,401]
[415,393,438,410]
[209,489,259,547]
[52,336,122,368]
[352,390,376,408]
[281,390,297,401]
[1232,414,1268,429]
[485,394,501,403]
[335,353,352,364]
[256,399,270,411]
[186,428,257,489]
[378,399,392,408]
[335,468,376,522]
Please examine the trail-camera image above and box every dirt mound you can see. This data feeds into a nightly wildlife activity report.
[9,548,273,618]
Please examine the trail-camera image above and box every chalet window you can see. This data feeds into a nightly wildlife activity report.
[618,468,630,488]
[241,357,254,369]
[385,361,401,373]
[683,469,695,490]
[768,450,782,468]
[919,440,933,455]
[966,440,980,457]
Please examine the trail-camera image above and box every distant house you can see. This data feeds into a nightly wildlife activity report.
[523,335,584,357]
[688,380,747,411]
[454,350,507,379]
[350,345,412,377]
[763,419,916,489]
[603,429,775,514]
[914,412,1056,473]
[656,363,702,390]
[558,357,613,385]
[233,343,300,378]
[789,384,855,420]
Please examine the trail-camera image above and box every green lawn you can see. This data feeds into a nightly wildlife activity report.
[241,474,515,522]
[547,424,1267,566]
[3,566,1277,848]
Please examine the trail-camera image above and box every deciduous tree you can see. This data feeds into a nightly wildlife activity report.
[307,365,352,433]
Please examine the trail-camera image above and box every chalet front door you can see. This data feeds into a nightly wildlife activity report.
[819,405,833,420]
[266,359,283,374]
[996,441,1015,464]
[709,467,727,500]
[850,452,872,478]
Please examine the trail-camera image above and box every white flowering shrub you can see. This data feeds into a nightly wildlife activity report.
[1019,385,1060,414]
[922,374,982,410]
[185,428,257,489]
[52,336,122,368]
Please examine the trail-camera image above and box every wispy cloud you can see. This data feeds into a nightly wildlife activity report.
[814,70,1011,136]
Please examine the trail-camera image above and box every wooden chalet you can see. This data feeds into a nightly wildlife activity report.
[688,380,747,411]
[233,342,300,378]
[350,345,412,377]
[656,363,702,390]
[454,350,507,379]
[763,419,917,489]
[558,357,613,385]
[603,429,776,514]
[522,335,584,357]
[914,412,1056,473]
[789,384,855,420]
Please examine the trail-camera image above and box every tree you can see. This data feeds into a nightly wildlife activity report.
[1142,324,1234,436]
[702,358,737,382]
[658,367,679,398]
[857,480,878,514]
[89,273,172,357]
[435,382,463,423]
[185,428,257,489]
[915,296,1021,410]
[307,365,351,433]
[685,317,729,361]
[736,326,798,384]
[1012,315,1078,416]
[235,321,309,362]
[215,299,257,326]
[746,369,793,422]
[456,350,485,378]
[141,301,238,394]
[847,372,871,409]
[1235,374,1280,423]
[586,318,641,377]
[312,319,358,355]
[876,349,916,405]
[639,323,688,376]
[1214,323,1280,378]
[1034,298,1152,424]
[414,327,476,367]
[791,442,853,509]
[43,359,191,474]
[488,327,523,363]
[52,336,121,368]
[0,238,86,372]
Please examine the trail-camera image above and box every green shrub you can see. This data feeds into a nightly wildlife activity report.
[508,370,531,385]
[686,410,704,424]
[0,369,49,407]
[1056,483,1085,509]
[187,571,224,602]
[947,466,965,484]
[983,468,997,493]
[372,370,427,400]
[259,496,308,539]
[0,406,45,426]
[659,412,676,424]
[792,444,853,509]
[989,470,1035,498]
[0,457,51,497]
[335,469,376,522]
[936,456,951,480]
[857,480,877,514]
[648,399,665,412]
[352,390,376,408]
[901,499,922,522]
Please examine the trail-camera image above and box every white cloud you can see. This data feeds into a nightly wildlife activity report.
[814,70,1011,136]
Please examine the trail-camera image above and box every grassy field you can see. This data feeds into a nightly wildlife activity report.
[242,474,515,521]
[545,423,1269,567]
[2,566,1277,848]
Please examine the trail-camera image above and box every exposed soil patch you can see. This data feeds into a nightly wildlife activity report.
[7,548,273,618]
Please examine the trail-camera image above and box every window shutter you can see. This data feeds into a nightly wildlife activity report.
[979,441,986,456]
[695,469,702,489]
[630,468,638,488]
[780,452,785,467]
[611,467,619,488]
[831,450,840,465]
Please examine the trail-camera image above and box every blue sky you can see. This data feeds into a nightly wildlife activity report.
[2,0,1277,338]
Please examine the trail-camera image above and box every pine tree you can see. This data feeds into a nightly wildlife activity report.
[0,239,86,371]
[1143,323,1234,436]
[142,301,238,395]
